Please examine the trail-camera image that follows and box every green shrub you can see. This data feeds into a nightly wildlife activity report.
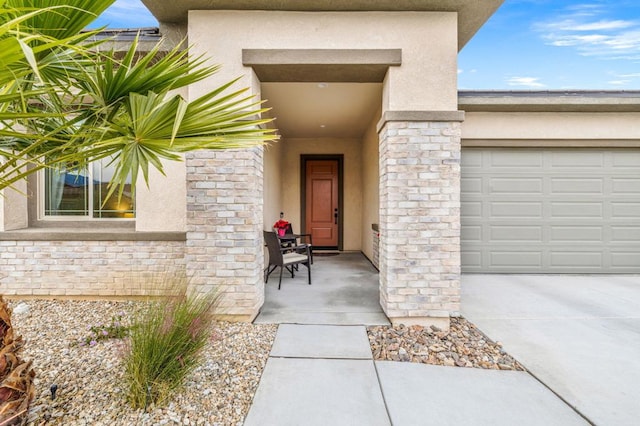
[123,277,220,409]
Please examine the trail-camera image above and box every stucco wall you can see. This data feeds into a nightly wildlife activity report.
[0,180,28,231]
[462,112,640,142]
[135,158,187,232]
[361,109,381,261]
[281,138,362,251]
[188,10,459,113]
[263,139,283,230]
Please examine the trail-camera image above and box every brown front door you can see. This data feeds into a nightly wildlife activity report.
[305,159,339,247]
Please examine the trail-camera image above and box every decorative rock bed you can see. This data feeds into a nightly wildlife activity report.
[367,317,524,371]
[9,300,277,426]
[9,300,523,425]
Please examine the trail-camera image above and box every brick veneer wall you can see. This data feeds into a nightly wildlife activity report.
[0,240,185,296]
[185,148,264,321]
[378,120,461,328]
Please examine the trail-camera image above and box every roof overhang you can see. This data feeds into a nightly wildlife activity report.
[140,0,505,50]
[459,91,640,113]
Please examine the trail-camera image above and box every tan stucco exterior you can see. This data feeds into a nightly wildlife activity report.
[0,180,28,231]
[142,0,504,50]
[187,11,459,113]
[462,111,640,143]
[263,137,284,230]
[135,158,187,232]
[361,109,381,261]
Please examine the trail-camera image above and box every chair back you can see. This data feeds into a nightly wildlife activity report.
[263,231,284,266]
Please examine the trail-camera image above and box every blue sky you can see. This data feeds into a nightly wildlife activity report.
[93,0,640,90]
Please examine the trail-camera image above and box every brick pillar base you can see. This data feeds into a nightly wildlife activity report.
[379,119,461,330]
[185,148,264,322]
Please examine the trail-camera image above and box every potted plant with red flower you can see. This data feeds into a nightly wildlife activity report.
[273,219,289,237]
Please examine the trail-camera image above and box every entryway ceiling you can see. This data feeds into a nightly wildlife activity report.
[261,82,382,138]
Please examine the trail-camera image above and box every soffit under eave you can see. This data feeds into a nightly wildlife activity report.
[140,0,505,50]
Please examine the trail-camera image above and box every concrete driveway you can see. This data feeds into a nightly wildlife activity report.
[462,274,640,426]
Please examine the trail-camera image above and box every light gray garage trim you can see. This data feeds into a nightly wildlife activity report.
[461,148,640,273]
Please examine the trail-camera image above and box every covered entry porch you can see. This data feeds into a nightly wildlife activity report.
[152,2,502,329]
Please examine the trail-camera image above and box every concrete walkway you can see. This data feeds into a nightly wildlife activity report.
[247,255,588,425]
[244,324,587,426]
[463,274,640,426]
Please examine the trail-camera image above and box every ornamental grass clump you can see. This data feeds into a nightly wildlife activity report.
[123,278,220,409]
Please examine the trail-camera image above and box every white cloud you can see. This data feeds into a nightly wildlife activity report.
[534,5,640,60]
[458,69,463,74]
[607,79,630,85]
[507,77,546,88]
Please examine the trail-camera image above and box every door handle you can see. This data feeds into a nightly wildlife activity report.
[334,208,338,224]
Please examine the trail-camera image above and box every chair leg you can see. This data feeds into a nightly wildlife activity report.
[307,262,311,285]
[278,266,283,290]
[265,265,277,283]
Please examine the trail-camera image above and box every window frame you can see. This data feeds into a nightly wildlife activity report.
[37,161,136,222]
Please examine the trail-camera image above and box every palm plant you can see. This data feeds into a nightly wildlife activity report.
[0,0,277,197]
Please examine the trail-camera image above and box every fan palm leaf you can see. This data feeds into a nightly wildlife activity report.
[0,0,278,195]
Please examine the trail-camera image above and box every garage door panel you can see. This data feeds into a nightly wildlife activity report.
[611,202,640,218]
[461,177,482,194]
[491,151,543,168]
[461,201,482,218]
[461,225,482,242]
[490,202,542,218]
[461,251,482,268]
[550,151,604,167]
[611,252,640,268]
[612,152,640,166]
[491,178,542,194]
[550,226,603,242]
[461,148,640,273]
[612,179,640,194]
[550,252,603,268]
[490,226,542,242]
[551,202,603,218]
[491,252,542,267]
[461,150,483,167]
[551,178,603,194]
[611,226,640,242]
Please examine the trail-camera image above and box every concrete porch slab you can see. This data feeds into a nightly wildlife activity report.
[243,358,390,426]
[376,361,587,426]
[255,252,390,325]
[270,324,372,359]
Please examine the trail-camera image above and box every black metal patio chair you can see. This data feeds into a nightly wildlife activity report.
[264,230,312,290]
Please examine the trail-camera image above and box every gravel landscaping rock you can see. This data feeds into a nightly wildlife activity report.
[368,317,524,371]
[8,299,522,425]
[9,300,277,426]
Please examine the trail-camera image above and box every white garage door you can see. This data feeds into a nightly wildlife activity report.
[461,148,640,273]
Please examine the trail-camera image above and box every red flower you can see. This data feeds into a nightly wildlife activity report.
[273,219,289,229]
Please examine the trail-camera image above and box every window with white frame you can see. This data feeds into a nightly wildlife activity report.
[42,157,135,219]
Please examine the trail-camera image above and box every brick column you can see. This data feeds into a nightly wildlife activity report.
[185,148,264,321]
[378,115,462,330]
